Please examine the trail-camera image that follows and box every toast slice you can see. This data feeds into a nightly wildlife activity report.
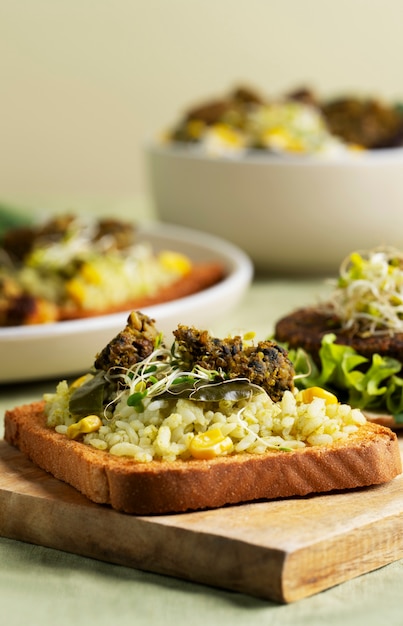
[4,401,402,515]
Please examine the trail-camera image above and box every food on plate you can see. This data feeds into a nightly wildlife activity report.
[0,215,225,326]
[275,246,403,428]
[5,310,401,515]
[164,84,403,157]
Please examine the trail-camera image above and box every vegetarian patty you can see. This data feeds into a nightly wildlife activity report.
[274,307,403,364]
[94,311,159,371]
[173,324,295,402]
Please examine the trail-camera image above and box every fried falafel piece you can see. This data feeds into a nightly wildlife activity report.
[286,86,319,108]
[321,97,403,149]
[93,218,136,251]
[94,311,160,372]
[0,273,58,325]
[274,306,403,365]
[1,215,137,265]
[1,293,58,325]
[173,324,295,402]
[1,215,75,263]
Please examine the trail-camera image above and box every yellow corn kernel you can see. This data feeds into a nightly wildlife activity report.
[213,123,243,147]
[80,262,102,285]
[158,251,192,275]
[189,427,233,460]
[67,415,102,439]
[296,387,338,406]
[65,278,86,305]
[69,374,92,390]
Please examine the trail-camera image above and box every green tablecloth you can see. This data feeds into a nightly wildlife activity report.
[1,201,402,624]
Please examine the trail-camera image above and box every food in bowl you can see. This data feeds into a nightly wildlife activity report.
[0,214,225,326]
[164,84,403,157]
[147,84,403,275]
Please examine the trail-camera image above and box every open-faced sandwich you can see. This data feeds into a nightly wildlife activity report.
[0,214,225,326]
[4,310,401,514]
[275,246,403,429]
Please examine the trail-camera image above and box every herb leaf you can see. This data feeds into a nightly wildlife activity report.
[157,377,263,402]
[69,371,108,418]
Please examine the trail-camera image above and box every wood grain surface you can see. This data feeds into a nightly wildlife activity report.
[0,437,403,603]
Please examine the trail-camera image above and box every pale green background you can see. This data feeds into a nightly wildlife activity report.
[1,0,403,211]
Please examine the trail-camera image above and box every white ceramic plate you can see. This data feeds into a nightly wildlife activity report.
[0,222,253,383]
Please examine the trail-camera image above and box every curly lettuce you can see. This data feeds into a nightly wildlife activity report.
[288,333,403,423]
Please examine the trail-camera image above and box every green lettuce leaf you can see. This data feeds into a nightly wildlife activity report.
[288,333,403,422]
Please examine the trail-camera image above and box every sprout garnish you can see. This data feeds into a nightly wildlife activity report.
[69,341,265,420]
[330,246,403,335]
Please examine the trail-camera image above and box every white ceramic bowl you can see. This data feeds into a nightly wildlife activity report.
[146,143,403,276]
[0,222,253,383]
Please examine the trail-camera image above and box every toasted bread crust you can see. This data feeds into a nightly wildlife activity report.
[4,402,402,515]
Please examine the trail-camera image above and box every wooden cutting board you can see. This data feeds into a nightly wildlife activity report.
[1,437,403,604]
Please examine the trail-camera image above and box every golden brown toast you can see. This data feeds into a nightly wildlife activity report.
[4,401,402,515]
